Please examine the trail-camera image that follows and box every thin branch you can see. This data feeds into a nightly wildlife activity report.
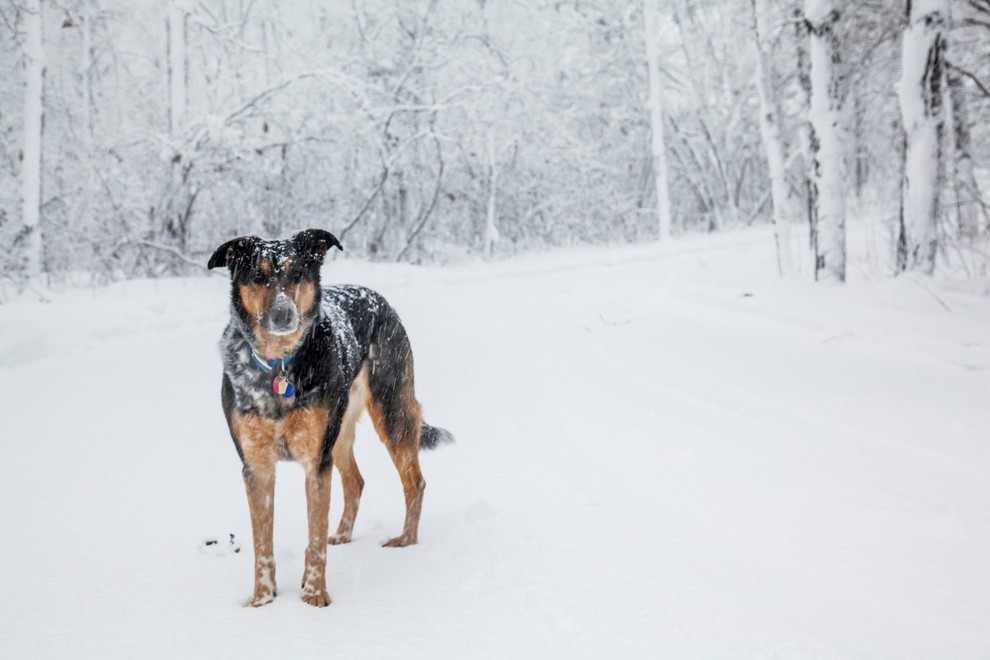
[118,239,211,272]
[396,127,445,262]
[337,167,389,244]
[946,61,990,99]
[223,73,320,124]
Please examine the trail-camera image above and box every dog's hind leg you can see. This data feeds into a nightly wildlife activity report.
[329,442,363,544]
[365,311,429,547]
[328,366,370,545]
[367,352,426,547]
[379,437,425,548]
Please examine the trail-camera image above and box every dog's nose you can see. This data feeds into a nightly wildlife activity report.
[271,302,294,328]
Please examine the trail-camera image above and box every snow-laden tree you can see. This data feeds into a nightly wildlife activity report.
[805,0,846,282]
[945,65,983,241]
[751,0,793,275]
[20,0,45,281]
[666,0,757,233]
[642,0,673,240]
[898,0,948,274]
[167,1,187,135]
[944,2,988,243]
[1,0,988,290]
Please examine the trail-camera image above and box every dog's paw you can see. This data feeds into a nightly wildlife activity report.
[245,589,276,608]
[327,532,352,545]
[382,533,417,548]
[301,587,331,607]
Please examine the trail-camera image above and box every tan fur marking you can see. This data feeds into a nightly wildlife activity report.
[329,445,364,545]
[238,283,270,329]
[231,414,278,606]
[329,366,370,544]
[301,467,332,607]
[294,281,317,319]
[232,414,277,471]
[367,392,426,547]
[280,403,336,607]
[279,407,330,468]
[248,281,316,361]
[255,328,305,361]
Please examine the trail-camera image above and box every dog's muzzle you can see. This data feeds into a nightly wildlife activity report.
[263,293,300,335]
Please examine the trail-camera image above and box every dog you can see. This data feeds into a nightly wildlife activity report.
[208,228,452,608]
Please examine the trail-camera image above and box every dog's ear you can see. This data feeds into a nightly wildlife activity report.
[207,235,261,271]
[292,228,343,263]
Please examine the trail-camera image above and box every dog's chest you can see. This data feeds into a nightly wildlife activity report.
[232,404,331,467]
[232,364,301,417]
[223,351,293,417]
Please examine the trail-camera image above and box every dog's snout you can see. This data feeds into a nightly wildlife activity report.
[263,292,299,334]
[271,302,294,327]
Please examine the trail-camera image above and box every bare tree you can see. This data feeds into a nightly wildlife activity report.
[20,0,45,280]
[167,0,187,135]
[0,0,987,289]
[945,65,984,239]
[643,0,673,240]
[898,0,947,274]
[805,0,846,281]
[944,2,987,241]
[483,126,500,258]
[751,0,793,275]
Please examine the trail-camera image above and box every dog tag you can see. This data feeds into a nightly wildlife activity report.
[273,376,295,398]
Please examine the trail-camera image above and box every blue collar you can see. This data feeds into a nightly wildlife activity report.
[250,350,294,374]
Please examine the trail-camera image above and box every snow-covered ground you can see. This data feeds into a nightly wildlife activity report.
[2,227,989,658]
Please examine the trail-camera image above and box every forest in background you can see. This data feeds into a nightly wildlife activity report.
[0,0,988,294]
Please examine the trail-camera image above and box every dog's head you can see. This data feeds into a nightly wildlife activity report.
[209,229,342,351]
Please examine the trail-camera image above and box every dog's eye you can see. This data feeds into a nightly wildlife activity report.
[252,272,268,285]
[291,271,303,284]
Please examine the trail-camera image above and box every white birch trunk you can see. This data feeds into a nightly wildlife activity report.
[167,2,187,134]
[805,0,846,281]
[751,0,793,276]
[898,0,947,274]
[643,0,673,240]
[80,0,93,145]
[794,14,815,270]
[21,0,45,279]
[483,127,499,258]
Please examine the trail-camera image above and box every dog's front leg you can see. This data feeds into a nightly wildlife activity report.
[301,463,333,606]
[282,404,339,607]
[243,464,277,607]
[231,414,279,607]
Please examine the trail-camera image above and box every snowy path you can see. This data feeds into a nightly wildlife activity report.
[2,228,989,658]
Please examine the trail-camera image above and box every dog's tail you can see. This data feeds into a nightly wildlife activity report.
[420,423,454,450]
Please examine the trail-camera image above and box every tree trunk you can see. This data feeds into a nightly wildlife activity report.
[793,10,816,255]
[484,127,499,258]
[751,0,793,276]
[167,2,187,135]
[945,66,984,239]
[805,0,846,282]
[21,0,45,279]
[81,0,94,145]
[852,92,868,198]
[898,0,947,275]
[643,0,673,240]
